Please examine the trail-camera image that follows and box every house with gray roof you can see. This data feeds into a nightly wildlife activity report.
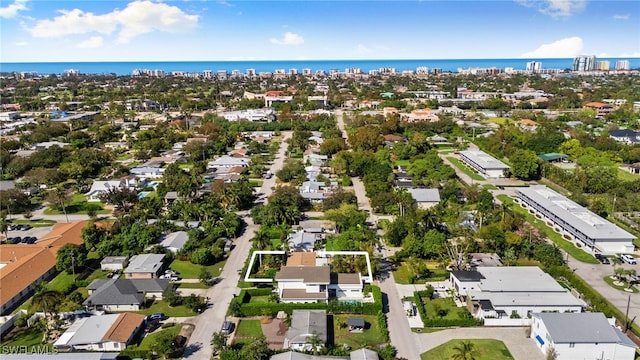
[100,256,129,271]
[284,310,328,352]
[406,188,440,209]
[84,278,169,311]
[450,266,584,325]
[129,166,164,179]
[531,312,637,360]
[53,313,145,352]
[276,266,330,303]
[159,231,189,253]
[124,254,165,279]
[516,185,635,254]
[459,150,509,178]
[207,155,251,169]
[271,348,378,360]
[287,231,319,252]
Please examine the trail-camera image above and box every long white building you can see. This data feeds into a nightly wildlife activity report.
[459,150,509,178]
[516,186,635,254]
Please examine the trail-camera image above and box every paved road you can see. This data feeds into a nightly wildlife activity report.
[182,132,292,360]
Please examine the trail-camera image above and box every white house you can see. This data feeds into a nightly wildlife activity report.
[129,166,164,180]
[86,181,123,202]
[287,231,319,252]
[100,256,129,271]
[406,188,441,209]
[450,267,584,324]
[124,254,165,279]
[516,186,636,255]
[531,312,637,360]
[275,266,330,303]
[207,155,251,169]
[159,231,189,253]
[53,313,145,352]
[284,310,327,352]
[459,150,509,178]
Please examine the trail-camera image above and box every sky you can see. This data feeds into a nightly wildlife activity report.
[0,0,639,62]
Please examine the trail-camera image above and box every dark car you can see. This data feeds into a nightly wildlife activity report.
[144,319,161,333]
[595,254,610,264]
[221,320,234,335]
[20,224,32,231]
[147,313,166,321]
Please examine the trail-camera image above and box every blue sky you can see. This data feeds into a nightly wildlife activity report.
[1,0,639,62]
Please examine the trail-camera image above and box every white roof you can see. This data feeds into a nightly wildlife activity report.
[407,188,440,203]
[54,314,120,346]
[460,150,509,170]
[476,266,565,292]
[160,231,189,251]
[125,254,165,273]
[86,181,122,195]
[517,186,635,241]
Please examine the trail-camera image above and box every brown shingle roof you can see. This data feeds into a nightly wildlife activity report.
[281,289,327,300]
[102,313,145,343]
[286,252,317,266]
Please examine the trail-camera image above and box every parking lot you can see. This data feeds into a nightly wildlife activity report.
[1,225,54,244]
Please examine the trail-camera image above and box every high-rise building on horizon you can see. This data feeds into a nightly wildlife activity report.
[596,61,610,71]
[573,55,597,71]
[615,60,630,71]
[526,61,542,73]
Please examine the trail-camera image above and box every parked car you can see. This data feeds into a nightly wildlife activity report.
[144,319,161,333]
[595,254,610,264]
[621,254,637,265]
[221,320,234,335]
[146,313,166,321]
[20,224,32,231]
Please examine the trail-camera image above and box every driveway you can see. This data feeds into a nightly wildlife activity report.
[182,132,292,360]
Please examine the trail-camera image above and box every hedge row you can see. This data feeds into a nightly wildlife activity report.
[414,290,481,328]
[377,310,390,341]
[547,266,640,336]
[117,349,152,359]
[236,286,383,317]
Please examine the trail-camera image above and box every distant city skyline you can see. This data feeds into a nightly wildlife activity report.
[1,0,639,62]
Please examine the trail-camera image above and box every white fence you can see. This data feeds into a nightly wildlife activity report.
[483,318,532,326]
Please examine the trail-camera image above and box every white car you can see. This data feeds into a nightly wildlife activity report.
[621,254,637,265]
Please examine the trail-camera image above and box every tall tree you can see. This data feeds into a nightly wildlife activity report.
[451,340,479,360]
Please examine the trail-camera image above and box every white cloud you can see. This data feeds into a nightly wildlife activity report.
[14,41,28,46]
[77,36,104,49]
[27,0,199,43]
[520,36,583,58]
[0,0,28,19]
[270,32,304,46]
[354,44,371,54]
[612,14,630,20]
[217,1,234,7]
[516,0,586,17]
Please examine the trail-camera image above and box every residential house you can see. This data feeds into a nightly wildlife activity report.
[271,349,378,360]
[0,221,87,315]
[287,231,319,252]
[459,150,509,178]
[159,231,189,253]
[207,155,251,169]
[129,166,164,180]
[609,129,640,145]
[516,186,635,254]
[123,254,165,279]
[284,310,328,352]
[276,266,330,303]
[300,180,334,202]
[427,135,449,144]
[626,163,640,175]
[100,256,129,271]
[329,273,363,301]
[86,181,123,202]
[531,312,637,360]
[584,101,614,119]
[53,313,145,352]
[33,141,70,149]
[450,266,584,325]
[515,119,538,132]
[538,153,568,163]
[406,188,441,209]
[84,278,169,311]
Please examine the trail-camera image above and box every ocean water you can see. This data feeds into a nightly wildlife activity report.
[0,58,638,76]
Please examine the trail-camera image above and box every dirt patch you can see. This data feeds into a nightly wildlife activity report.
[179,323,195,338]
[261,318,286,350]
[260,316,273,324]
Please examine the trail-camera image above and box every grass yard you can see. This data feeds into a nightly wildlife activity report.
[169,259,227,279]
[44,193,110,215]
[136,325,182,350]
[234,319,264,345]
[394,159,412,167]
[0,327,52,352]
[10,219,57,227]
[497,194,599,264]
[423,297,467,321]
[603,276,639,293]
[446,157,485,181]
[178,282,209,289]
[333,314,387,349]
[483,184,498,190]
[392,262,450,285]
[486,117,511,126]
[420,339,514,360]
[137,301,198,317]
[618,168,640,181]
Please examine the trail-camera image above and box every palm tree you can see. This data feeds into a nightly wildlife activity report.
[253,228,271,267]
[450,340,479,360]
[31,289,64,318]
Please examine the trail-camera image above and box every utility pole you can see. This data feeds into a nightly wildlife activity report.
[71,255,76,282]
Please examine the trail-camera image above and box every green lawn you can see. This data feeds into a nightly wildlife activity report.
[447,157,485,181]
[178,282,209,289]
[483,184,498,190]
[497,194,599,264]
[179,163,195,169]
[394,159,412,167]
[10,219,57,227]
[44,193,110,215]
[333,314,387,349]
[137,325,182,350]
[136,301,198,317]
[392,262,450,285]
[420,339,514,360]
[249,179,264,187]
[618,168,640,181]
[0,327,52,353]
[603,276,639,293]
[486,117,511,126]
[236,319,263,338]
[169,259,227,279]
